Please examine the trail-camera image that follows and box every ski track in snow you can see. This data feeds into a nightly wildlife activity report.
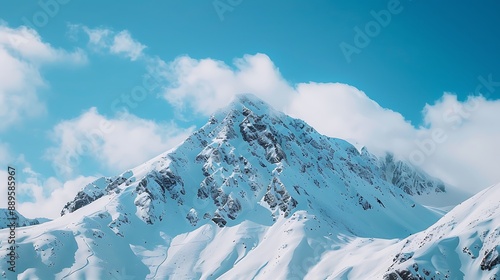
[61,235,94,280]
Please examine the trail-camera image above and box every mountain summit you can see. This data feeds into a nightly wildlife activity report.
[0,94,496,279]
[61,93,437,238]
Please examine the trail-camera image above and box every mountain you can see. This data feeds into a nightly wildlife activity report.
[383,182,500,279]
[374,152,446,196]
[0,94,490,279]
[0,210,49,230]
[59,94,439,237]
[370,152,471,209]
[308,182,500,279]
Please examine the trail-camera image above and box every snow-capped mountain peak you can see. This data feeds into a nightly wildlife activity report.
[1,94,494,279]
[60,93,438,238]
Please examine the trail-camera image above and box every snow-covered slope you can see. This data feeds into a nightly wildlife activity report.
[384,182,500,279]
[0,94,490,279]
[309,182,500,279]
[0,210,49,229]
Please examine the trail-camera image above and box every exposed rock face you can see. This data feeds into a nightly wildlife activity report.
[58,94,435,235]
[481,246,500,271]
[61,177,111,216]
[375,152,446,196]
[263,177,297,217]
[239,108,286,164]
[383,270,416,280]
[186,208,198,226]
[133,168,186,224]
[61,174,133,216]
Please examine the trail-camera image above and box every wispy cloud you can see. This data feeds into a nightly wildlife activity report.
[110,30,146,61]
[71,24,147,61]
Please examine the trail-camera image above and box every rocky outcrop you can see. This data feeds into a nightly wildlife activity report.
[61,172,135,216]
[239,109,286,164]
[263,177,297,217]
[61,177,112,216]
[481,246,500,271]
[377,153,446,196]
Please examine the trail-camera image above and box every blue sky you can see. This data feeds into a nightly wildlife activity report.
[1,0,499,218]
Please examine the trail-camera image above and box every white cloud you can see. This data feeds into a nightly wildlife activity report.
[0,142,11,165]
[290,86,500,193]
[110,31,146,61]
[45,107,194,178]
[0,24,87,131]
[0,24,87,64]
[160,53,294,116]
[288,82,418,157]
[17,172,97,219]
[417,94,500,191]
[158,53,500,193]
[76,25,146,61]
[81,25,112,49]
[0,154,96,219]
